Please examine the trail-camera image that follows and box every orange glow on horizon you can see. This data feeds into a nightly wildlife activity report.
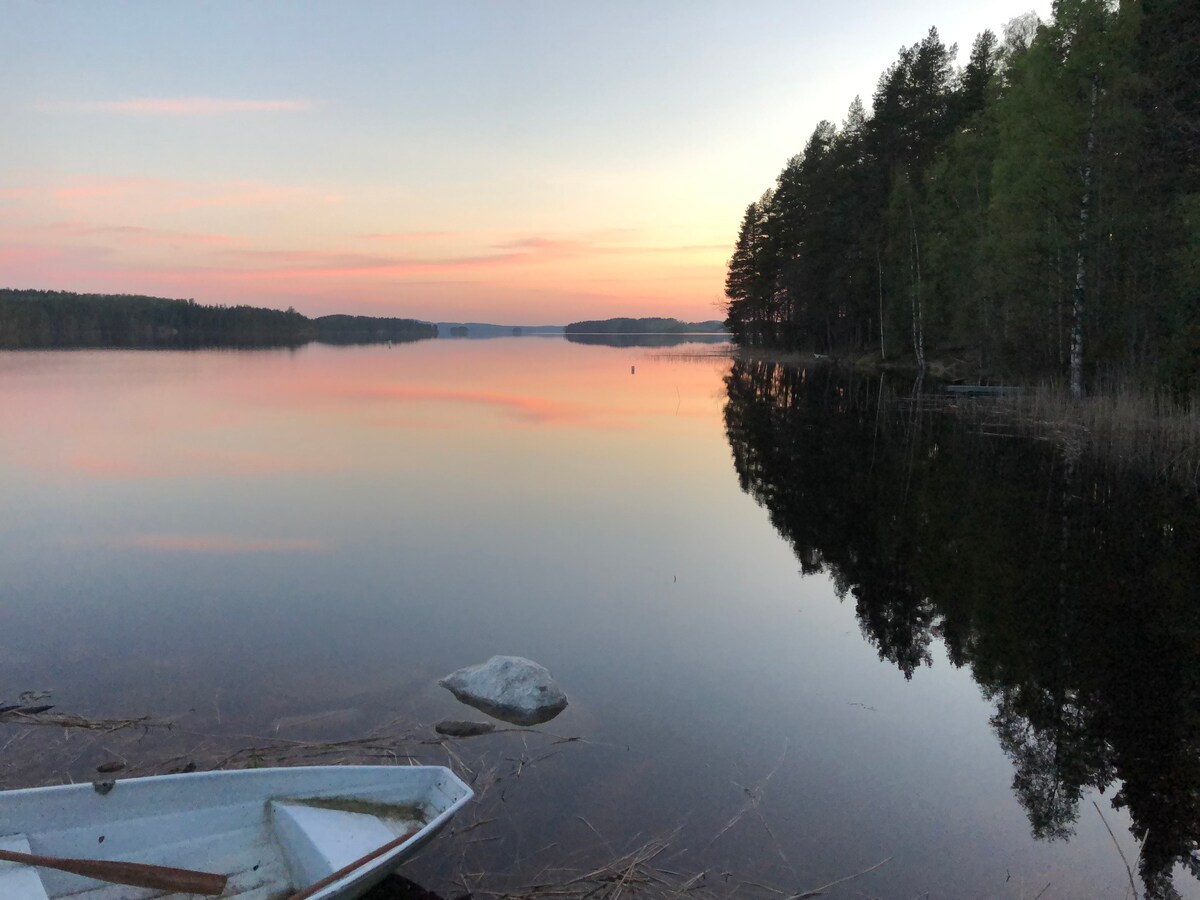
[1,173,733,322]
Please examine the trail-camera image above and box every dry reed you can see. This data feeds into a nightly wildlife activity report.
[995,383,1200,491]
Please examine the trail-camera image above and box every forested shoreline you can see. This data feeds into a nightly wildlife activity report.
[0,289,436,349]
[723,0,1197,396]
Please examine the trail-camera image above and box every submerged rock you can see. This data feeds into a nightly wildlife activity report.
[435,719,497,737]
[439,656,568,726]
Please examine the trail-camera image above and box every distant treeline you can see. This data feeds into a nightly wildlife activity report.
[0,289,435,349]
[564,317,726,334]
[313,314,436,345]
[724,0,1198,395]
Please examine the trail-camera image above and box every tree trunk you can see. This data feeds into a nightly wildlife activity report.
[1070,77,1098,401]
[877,247,886,360]
[907,195,926,372]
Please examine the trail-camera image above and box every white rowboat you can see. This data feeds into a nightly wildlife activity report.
[0,765,473,899]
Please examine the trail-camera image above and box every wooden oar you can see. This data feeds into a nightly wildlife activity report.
[285,826,421,900]
[0,847,228,896]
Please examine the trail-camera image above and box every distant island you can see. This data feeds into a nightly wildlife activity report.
[0,289,436,349]
[564,317,726,335]
[312,314,438,345]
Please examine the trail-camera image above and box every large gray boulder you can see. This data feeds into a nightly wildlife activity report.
[439,656,568,726]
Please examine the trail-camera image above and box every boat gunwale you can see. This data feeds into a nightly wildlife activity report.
[0,764,468,801]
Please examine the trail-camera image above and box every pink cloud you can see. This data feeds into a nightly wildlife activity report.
[0,206,728,321]
[183,232,692,280]
[0,245,65,267]
[45,98,312,115]
[181,247,528,279]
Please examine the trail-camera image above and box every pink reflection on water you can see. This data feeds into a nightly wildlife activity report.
[327,383,587,424]
[0,341,731,485]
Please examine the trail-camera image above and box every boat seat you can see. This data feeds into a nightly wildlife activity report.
[269,801,401,888]
[0,834,52,900]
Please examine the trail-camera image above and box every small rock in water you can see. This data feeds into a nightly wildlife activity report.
[96,761,125,774]
[439,655,568,726]
[435,720,497,738]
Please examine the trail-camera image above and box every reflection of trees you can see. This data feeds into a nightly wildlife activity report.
[989,686,1106,842]
[724,359,1200,897]
[564,333,729,348]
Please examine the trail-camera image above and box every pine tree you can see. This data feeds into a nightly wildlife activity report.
[725,193,775,344]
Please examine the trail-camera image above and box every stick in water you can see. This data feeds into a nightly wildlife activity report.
[286,827,421,900]
[0,847,227,896]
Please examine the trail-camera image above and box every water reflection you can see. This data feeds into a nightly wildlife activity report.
[723,359,1200,898]
[4,341,1194,897]
[564,333,730,348]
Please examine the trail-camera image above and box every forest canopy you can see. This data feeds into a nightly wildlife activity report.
[723,0,1198,396]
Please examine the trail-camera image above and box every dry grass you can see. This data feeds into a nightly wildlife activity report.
[994,383,1200,491]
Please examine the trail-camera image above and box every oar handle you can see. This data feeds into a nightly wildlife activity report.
[0,847,228,896]
[286,827,421,900]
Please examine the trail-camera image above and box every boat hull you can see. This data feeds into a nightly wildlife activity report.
[0,765,473,899]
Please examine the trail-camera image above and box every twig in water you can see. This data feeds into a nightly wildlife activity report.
[576,815,616,857]
[456,817,498,836]
[755,812,796,878]
[737,880,787,895]
[846,702,877,713]
[706,743,789,849]
[1,712,170,733]
[787,857,892,899]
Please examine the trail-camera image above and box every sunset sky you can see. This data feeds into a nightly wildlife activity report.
[2,1,1045,324]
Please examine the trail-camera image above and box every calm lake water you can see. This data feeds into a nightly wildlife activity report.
[1,338,1198,899]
